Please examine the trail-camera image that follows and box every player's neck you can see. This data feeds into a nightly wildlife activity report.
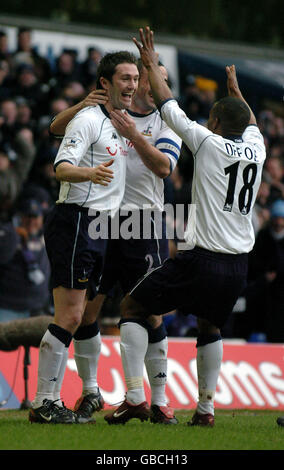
[130,98,154,116]
[104,102,116,114]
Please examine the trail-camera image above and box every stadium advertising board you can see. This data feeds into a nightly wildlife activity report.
[0,338,284,410]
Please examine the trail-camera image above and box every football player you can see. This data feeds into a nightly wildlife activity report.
[29,51,139,424]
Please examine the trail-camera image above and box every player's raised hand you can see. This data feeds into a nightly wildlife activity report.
[89,159,114,186]
[82,89,108,108]
[226,65,242,98]
[133,26,159,69]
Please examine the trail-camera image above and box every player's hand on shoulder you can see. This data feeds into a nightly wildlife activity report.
[83,89,108,108]
[89,159,114,186]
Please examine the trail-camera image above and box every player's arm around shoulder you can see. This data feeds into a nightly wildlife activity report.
[49,89,108,136]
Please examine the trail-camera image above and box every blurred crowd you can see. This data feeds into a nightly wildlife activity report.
[0,27,284,343]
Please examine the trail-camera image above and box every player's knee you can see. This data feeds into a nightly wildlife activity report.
[67,311,83,331]
[197,317,220,336]
[147,314,162,329]
[120,294,144,320]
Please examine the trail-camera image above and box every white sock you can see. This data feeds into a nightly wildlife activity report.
[120,322,148,405]
[53,346,69,406]
[145,338,168,407]
[32,329,66,409]
[196,339,223,416]
[73,332,101,396]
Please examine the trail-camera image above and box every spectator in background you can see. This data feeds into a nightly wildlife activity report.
[179,74,201,121]
[50,97,70,117]
[11,27,51,82]
[0,198,51,323]
[246,199,284,342]
[0,129,36,220]
[0,59,12,100]
[20,183,53,218]
[194,76,217,122]
[252,180,271,235]
[11,64,49,118]
[52,50,81,93]
[15,97,36,132]
[61,81,86,106]
[80,46,102,88]
[263,156,284,203]
[29,144,60,203]
[179,74,217,124]
[0,30,12,63]
[0,98,18,141]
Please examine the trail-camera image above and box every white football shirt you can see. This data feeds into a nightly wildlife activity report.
[121,109,182,211]
[160,99,266,254]
[54,105,127,213]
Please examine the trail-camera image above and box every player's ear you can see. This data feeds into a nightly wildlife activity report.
[212,117,220,132]
[99,77,109,91]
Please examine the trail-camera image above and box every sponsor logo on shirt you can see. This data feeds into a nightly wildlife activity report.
[106,144,128,157]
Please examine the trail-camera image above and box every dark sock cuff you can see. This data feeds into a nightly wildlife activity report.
[196,333,222,348]
[73,321,100,340]
[118,317,149,331]
[148,322,167,343]
[48,323,73,347]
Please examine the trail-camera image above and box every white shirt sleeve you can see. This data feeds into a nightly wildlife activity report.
[160,99,212,155]
[242,125,266,164]
[54,111,98,168]
[242,124,264,145]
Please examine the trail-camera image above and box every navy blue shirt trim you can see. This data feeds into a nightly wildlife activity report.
[157,98,175,112]
[127,109,156,118]
[100,104,110,118]
[223,135,243,143]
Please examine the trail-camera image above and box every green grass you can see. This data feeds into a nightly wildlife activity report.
[0,409,283,451]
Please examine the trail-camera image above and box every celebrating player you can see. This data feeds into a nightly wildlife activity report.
[106,27,266,427]
[29,51,139,424]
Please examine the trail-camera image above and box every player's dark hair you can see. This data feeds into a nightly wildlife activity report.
[96,51,138,90]
[212,96,251,135]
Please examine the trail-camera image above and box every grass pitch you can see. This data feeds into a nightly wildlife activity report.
[0,409,283,452]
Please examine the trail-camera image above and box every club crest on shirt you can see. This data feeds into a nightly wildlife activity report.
[142,125,152,137]
[78,269,89,283]
[63,136,82,148]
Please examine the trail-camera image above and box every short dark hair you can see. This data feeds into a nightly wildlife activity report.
[96,51,138,89]
[212,96,251,135]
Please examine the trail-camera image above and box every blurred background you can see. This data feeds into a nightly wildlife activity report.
[0,2,284,344]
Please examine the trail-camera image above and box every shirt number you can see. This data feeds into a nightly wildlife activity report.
[223,162,258,215]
